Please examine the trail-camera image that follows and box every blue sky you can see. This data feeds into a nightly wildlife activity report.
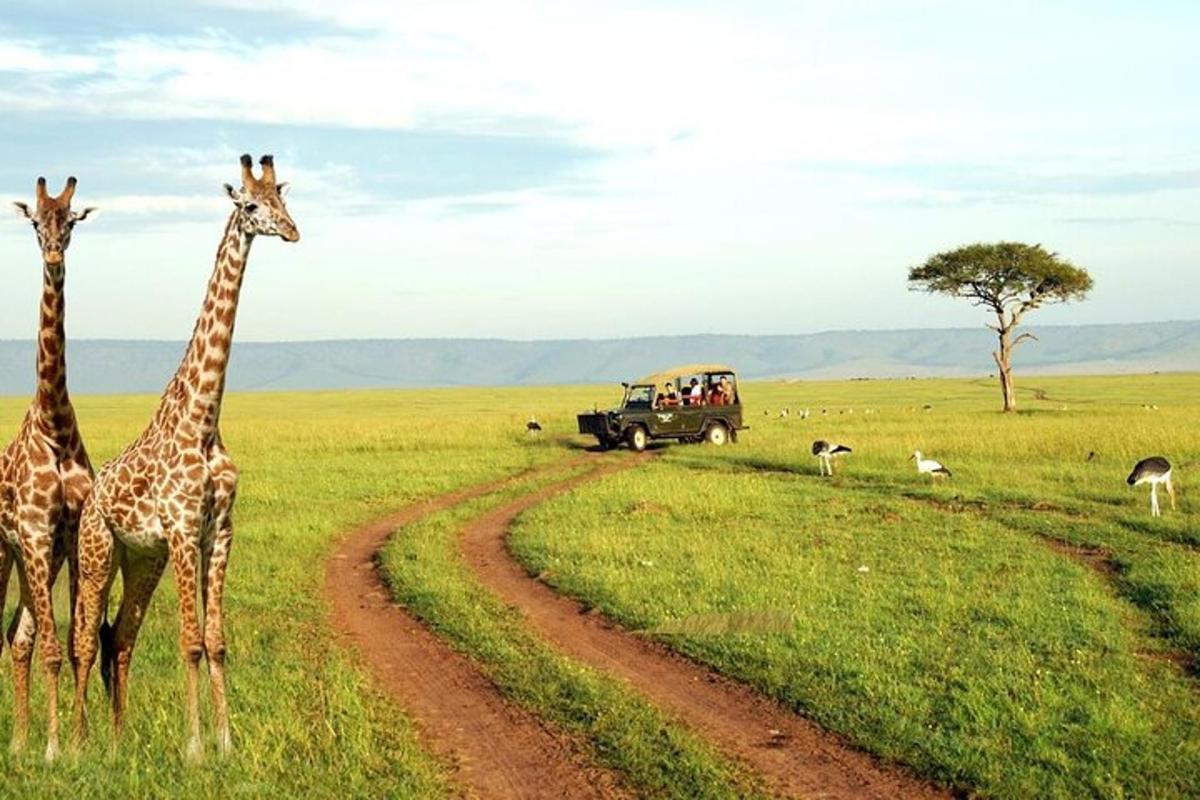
[0,1,1196,342]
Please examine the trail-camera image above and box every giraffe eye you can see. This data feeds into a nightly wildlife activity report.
[244,202,258,214]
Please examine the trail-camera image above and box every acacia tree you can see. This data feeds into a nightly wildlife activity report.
[908,242,1093,412]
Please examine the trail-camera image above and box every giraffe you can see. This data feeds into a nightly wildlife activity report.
[71,155,298,759]
[0,176,96,761]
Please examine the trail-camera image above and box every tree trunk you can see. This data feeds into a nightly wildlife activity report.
[993,322,1016,412]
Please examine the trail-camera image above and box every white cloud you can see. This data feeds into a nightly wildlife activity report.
[0,1,1197,341]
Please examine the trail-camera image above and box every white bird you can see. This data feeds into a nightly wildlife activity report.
[779,408,789,419]
[911,451,951,478]
[812,439,852,476]
[800,408,810,420]
[1127,456,1175,517]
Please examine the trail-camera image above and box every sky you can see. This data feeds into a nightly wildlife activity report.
[0,1,1196,342]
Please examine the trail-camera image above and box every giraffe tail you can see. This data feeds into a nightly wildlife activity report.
[99,611,116,699]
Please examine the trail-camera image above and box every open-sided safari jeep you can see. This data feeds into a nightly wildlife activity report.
[577,363,746,452]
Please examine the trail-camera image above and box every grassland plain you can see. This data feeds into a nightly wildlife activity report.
[0,386,604,797]
[512,374,1200,798]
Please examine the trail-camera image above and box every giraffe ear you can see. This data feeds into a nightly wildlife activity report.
[276,182,290,197]
[224,183,253,209]
[12,201,31,220]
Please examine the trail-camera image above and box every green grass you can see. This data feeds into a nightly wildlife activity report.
[377,463,764,799]
[3,374,1198,797]
[512,374,1200,798]
[0,386,596,797]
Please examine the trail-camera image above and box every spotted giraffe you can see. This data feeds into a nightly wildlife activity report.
[0,177,96,761]
[71,155,299,759]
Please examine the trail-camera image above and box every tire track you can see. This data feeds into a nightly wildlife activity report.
[459,463,954,800]
[325,459,632,800]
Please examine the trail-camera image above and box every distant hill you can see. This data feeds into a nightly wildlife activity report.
[0,320,1197,395]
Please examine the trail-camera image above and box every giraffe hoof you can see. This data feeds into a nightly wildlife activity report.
[9,735,26,756]
[44,741,60,763]
[216,729,233,757]
[185,737,204,764]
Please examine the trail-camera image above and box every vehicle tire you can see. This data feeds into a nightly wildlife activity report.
[627,425,648,452]
[705,423,728,446]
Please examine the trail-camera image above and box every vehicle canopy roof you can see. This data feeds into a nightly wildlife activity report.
[634,363,736,387]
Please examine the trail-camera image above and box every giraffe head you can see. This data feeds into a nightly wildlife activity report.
[223,154,300,243]
[12,177,96,267]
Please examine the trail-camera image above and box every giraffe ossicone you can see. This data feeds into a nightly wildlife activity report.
[71,155,299,760]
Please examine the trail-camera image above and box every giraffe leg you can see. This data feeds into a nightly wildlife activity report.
[202,516,235,755]
[109,549,168,745]
[0,543,11,663]
[18,521,64,762]
[168,531,205,762]
[7,570,36,755]
[59,516,82,680]
[70,502,115,750]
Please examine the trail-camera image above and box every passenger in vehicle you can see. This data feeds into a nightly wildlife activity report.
[687,378,704,406]
[718,376,734,404]
[661,383,680,407]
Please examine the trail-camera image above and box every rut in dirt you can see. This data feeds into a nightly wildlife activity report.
[460,459,954,800]
[325,461,632,800]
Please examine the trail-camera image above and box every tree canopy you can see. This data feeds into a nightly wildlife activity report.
[908,241,1093,412]
[907,242,1093,318]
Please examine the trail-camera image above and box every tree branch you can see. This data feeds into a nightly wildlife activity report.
[1012,332,1039,348]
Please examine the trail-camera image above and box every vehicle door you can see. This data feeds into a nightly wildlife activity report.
[674,375,708,435]
[651,381,689,435]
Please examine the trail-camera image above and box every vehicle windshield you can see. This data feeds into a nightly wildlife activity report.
[623,385,655,409]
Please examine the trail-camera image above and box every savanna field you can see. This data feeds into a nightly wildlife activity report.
[1,374,1197,798]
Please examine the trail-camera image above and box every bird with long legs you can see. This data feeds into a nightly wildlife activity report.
[911,451,952,478]
[812,439,851,476]
[1127,456,1175,517]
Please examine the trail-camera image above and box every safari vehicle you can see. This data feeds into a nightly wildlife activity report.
[577,363,746,452]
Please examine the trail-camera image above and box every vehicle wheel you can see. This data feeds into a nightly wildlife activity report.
[705,423,728,446]
[627,426,648,452]
[596,436,612,451]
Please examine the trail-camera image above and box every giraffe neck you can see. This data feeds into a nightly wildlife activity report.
[33,260,75,439]
[172,212,254,436]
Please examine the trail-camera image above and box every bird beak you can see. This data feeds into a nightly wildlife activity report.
[908,455,915,461]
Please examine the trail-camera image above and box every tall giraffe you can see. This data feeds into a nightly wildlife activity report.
[71,155,298,759]
[1,177,96,761]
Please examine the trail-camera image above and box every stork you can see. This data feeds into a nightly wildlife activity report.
[526,417,543,436]
[812,439,851,476]
[1127,456,1175,517]
[911,451,951,478]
